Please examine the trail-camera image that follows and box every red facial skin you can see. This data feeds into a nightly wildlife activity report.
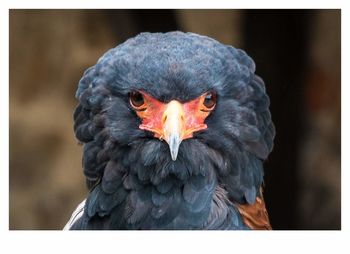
[130,91,215,141]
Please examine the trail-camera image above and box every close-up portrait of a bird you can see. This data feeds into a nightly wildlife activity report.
[64,31,275,230]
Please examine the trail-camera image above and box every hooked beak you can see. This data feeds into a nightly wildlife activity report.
[162,100,185,161]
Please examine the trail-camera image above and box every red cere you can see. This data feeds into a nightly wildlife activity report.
[182,97,210,139]
[136,92,167,138]
[134,91,215,140]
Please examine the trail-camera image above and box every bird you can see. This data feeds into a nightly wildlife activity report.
[64,31,275,230]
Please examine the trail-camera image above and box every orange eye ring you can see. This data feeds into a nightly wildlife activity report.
[130,91,146,110]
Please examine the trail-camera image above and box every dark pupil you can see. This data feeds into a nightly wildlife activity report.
[130,91,144,107]
[204,93,215,108]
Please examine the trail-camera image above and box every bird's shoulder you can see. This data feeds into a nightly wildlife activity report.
[235,189,272,230]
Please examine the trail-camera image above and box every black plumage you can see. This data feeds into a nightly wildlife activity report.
[66,31,275,230]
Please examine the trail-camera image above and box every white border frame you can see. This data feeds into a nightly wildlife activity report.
[2,1,348,254]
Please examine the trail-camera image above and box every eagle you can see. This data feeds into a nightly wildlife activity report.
[64,31,275,230]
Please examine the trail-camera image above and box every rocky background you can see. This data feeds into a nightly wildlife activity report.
[9,10,340,229]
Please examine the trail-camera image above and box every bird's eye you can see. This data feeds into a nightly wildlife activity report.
[130,91,145,109]
[203,92,217,109]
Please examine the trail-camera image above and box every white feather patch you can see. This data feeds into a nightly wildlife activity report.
[63,199,86,230]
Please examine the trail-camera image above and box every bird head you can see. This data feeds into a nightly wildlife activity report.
[74,32,275,204]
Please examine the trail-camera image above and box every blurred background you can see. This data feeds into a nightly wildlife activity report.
[9,9,341,230]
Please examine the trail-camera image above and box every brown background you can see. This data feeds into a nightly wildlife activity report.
[9,9,341,229]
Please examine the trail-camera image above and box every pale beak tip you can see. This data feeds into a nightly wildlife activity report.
[171,151,178,161]
[168,134,181,161]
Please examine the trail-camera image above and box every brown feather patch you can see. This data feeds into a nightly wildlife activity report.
[236,190,272,230]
